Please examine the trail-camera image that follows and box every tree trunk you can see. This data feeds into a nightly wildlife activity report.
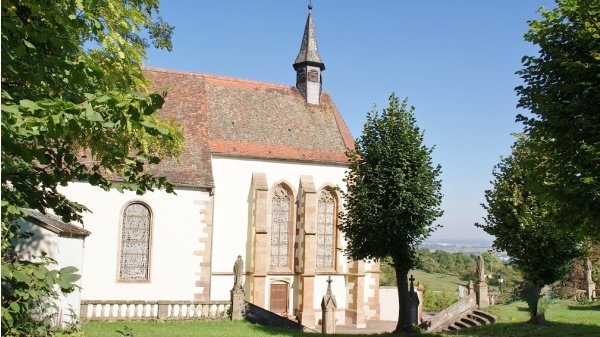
[529,312,546,325]
[523,282,545,324]
[393,264,412,333]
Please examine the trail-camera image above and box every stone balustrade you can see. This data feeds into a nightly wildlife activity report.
[80,300,230,321]
[488,291,500,305]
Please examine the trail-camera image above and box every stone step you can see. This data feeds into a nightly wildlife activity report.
[459,316,480,327]
[472,310,497,323]
[465,312,489,325]
[441,310,497,333]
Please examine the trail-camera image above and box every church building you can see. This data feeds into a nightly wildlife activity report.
[63,5,380,328]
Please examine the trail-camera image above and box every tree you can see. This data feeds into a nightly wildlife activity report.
[1,1,182,334]
[477,135,582,324]
[515,0,600,240]
[339,94,443,332]
[563,240,600,291]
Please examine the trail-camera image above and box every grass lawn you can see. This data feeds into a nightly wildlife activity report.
[82,320,310,337]
[81,299,599,337]
[409,269,465,293]
[453,299,600,337]
[81,320,441,337]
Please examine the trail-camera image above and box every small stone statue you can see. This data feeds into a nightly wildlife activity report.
[477,255,485,282]
[233,255,244,291]
[586,258,593,283]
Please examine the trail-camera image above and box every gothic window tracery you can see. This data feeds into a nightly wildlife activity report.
[270,184,292,268]
[119,202,152,280]
[317,189,336,268]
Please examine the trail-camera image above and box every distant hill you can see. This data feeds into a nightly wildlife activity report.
[420,240,510,263]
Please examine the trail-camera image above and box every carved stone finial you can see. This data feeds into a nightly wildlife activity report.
[326,275,333,295]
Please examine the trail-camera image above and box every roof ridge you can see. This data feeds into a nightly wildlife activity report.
[143,66,294,90]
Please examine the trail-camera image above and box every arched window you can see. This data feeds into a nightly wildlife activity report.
[118,202,152,281]
[317,189,336,268]
[270,184,292,268]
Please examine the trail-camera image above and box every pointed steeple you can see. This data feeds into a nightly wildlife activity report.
[294,3,325,105]
[293,4,325,71]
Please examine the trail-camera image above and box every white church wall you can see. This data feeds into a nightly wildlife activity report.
[60,182,211,301]
[313,274,347,324]
[209,156,349,301]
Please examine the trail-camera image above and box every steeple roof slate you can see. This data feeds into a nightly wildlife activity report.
[293,5,325,70]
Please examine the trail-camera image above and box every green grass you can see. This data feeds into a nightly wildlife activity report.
[453,299,600,337]
[81,320,434,337]
[409,269,464,292]
[81,300,600,337]
[82,320,308,337]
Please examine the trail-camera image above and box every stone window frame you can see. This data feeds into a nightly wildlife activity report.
[116,200,154,283]
[315,185,340,273]
[268,181,296,274]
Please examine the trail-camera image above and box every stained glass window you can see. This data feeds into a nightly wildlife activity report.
[270,184,291,267]
[317,189,335,268]
[119,203,151,280]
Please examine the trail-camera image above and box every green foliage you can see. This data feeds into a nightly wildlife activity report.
[379,257,397,286]
[515,0,600,241]
[422,288,457,312]
[416,249,478,279]
[1,0,181,335]
[1,0,183,228]
[339,93,443,330]
[339,93,443,265]
[478,135,582,320]
[1,253,81,336]
[564,241,600,289]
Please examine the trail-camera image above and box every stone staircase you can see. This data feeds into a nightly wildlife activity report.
[420,293,497,333]
[443,309,497,332]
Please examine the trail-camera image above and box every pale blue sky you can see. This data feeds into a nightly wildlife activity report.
[144,1,557,241]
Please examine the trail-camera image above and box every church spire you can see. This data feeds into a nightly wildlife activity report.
[293,3,325,105]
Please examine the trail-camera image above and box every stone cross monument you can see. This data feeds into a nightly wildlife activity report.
[409,275,421,325]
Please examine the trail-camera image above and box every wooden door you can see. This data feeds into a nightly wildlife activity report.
[270,283,288,315]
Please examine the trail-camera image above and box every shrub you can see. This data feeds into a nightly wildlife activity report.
[422,288,457,312]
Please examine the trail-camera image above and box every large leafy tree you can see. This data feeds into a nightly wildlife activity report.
[477,135,582,324]
[515,0,600,240]
[1,0,182,334]
[339,94,443,332]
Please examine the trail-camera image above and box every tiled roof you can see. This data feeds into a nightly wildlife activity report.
[145,69,214,188]
[25,209,91,238]
[144,67,354,188]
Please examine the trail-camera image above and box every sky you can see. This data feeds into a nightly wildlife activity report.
[144,1,558,242]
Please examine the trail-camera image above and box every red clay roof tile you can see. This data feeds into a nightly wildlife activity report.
[143,67,354,187]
